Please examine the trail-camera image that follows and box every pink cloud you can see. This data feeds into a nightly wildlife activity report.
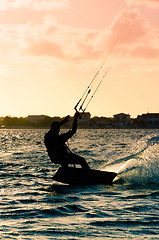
[106,8,159,59]
[23,10,159,61]
[108,9,150,46]
[74,42,103,60]
[24,30,103,60]
[131,46,159,58]
[21,16,104,60]
[2,7,158,63]
[25,39,64,58]
[126,0,159,8]
[0,0,70,11]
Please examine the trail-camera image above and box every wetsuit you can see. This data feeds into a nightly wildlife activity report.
[44,113,90,169]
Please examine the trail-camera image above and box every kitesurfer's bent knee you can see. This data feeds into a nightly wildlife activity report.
[62,153,90,169]
[76,155,90,169]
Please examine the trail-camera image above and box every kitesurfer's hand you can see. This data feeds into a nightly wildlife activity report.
[60,115,70,126]
[64,115,70,123]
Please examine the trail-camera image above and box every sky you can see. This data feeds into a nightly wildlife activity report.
[0,0,159,118]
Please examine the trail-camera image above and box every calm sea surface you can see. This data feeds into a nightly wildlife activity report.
[0,129,159,239]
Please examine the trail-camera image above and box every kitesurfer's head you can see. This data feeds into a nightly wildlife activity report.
[50,121,60,134]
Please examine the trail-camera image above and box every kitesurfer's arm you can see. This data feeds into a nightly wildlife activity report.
[60,112,79,142]
[72,111,79,134]
[59,115,70,126]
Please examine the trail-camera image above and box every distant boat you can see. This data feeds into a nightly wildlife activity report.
[53,167,117,185]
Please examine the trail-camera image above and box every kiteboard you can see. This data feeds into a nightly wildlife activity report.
[53,167,117,185]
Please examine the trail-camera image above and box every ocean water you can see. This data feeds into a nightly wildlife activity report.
[0,128,159,239]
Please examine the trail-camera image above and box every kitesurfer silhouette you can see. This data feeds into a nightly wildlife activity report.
[44,111,90,169]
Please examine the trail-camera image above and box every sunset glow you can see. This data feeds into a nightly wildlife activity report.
[0,0,159,118]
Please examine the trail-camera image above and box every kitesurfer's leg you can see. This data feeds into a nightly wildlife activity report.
[61,158,68,168]
[67,153,90,169]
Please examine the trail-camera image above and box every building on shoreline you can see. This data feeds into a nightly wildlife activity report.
[113,113,131,128]
[28,115,47,125]
[136,113,159,128]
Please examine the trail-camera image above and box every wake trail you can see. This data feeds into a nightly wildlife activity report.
[116,135,159,185]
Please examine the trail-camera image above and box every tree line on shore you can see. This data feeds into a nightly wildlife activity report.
[0,115,113,128]
[0,116,56,128]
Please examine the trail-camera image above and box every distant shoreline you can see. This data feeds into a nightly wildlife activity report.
[1,126,159,130]
[1,113,159,129]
